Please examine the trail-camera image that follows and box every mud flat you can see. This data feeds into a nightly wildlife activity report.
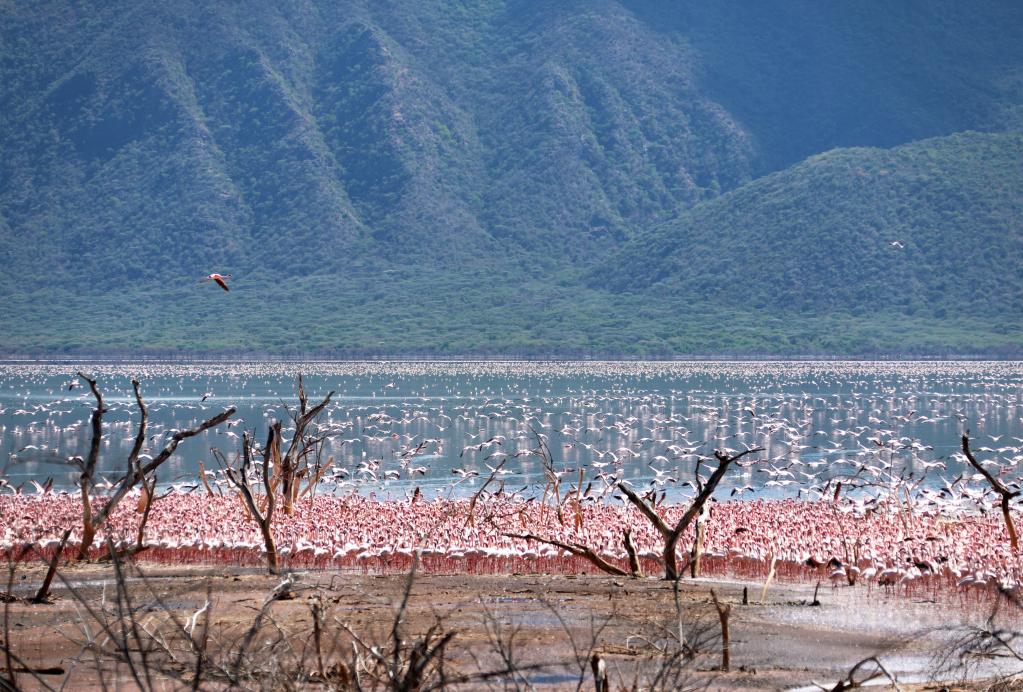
[3,561,1018,690]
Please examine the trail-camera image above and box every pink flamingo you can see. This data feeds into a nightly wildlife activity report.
[200,273,232,292]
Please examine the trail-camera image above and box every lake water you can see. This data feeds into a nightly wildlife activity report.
[1,361,1021,501]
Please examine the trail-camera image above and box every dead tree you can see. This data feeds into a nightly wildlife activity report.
[274,376,334,516]
[690,503,709,578]
[962,432,1020,550]
[132,473,158,554]
[75,373,105,560]
[74,373,235,559]
[221,431,280,574]
[618,448,763,581]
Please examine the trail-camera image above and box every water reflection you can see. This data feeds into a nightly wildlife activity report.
[1,361,1021,501]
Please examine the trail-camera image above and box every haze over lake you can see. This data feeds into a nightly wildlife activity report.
[3,360,1021,501]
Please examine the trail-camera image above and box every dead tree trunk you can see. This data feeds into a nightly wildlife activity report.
[135,473,157,552]
[74,375,235,560]
[619,447,763,580]
[76,373,105,560]
[590,653,608,692]
[690,510,707,578]
[710,589,731,672]
[623,527,642,578]
[100,472,159,563]
[223,431,279,574]
[962,432,1020,550]
[30,529,72,604]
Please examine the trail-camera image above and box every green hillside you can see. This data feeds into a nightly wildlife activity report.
[597,131,1023,320]
[1,1,1021,356]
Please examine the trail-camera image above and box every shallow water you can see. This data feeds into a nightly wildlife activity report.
[1,360,1021,500]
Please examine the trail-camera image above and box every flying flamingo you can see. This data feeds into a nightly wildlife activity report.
[201,273,232,291]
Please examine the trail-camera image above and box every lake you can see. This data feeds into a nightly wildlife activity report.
[2,360,1021,501]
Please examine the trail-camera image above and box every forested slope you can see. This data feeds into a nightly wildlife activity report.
[1,1,1020,355]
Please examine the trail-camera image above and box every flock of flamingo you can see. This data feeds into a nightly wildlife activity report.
[1,360,1022,597]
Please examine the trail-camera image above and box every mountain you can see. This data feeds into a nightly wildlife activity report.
[597,131,1023,319]
[1,1,1021,356]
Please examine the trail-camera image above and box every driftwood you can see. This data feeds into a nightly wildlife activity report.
[962,432,1020,550]
[618,447,763,580]
[74,374,235,559]
[828,655,900,691]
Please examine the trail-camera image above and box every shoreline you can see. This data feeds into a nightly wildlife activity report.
[3,561,1018,690]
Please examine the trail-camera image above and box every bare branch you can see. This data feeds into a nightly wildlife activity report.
[90,405,236,533]
[76,372,105,483]
[617,483,672,537]
[623,527,643,578]
[504,533,629,576]
[963,432,1020,550]
[962,432,1015,496]
[126,379,148,477]
[30,530,71,604]
[223,432,279,574]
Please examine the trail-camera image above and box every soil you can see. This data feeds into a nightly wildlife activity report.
[0,560,1013,690]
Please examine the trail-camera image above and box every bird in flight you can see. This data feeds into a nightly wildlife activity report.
[888,240,905,249]
[201,273,232,291]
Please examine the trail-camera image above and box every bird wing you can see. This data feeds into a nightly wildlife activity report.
[214,277,230,291]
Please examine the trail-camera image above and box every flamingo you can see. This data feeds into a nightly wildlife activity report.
[201,273,232,291]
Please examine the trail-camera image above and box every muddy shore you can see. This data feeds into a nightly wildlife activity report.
[3,559,1017,690]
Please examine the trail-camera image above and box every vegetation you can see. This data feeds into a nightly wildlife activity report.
[0,1,1021,356]
[599,132,1023,323]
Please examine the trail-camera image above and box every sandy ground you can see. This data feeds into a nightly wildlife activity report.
[0,560,1017,690]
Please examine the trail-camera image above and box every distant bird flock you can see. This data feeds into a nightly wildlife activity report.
[2,360,1022,596]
